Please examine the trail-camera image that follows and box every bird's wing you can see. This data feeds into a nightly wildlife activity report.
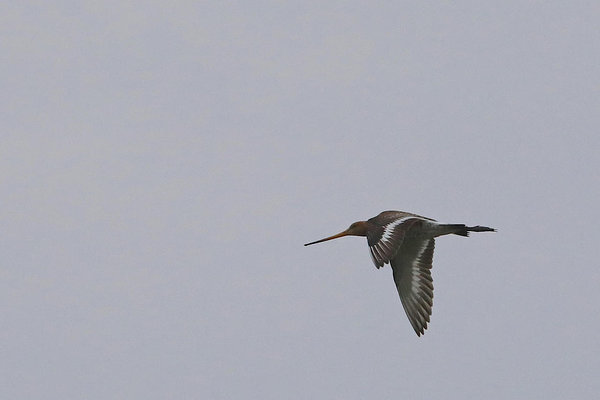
[391,237,435,336]
[366,216,424,269]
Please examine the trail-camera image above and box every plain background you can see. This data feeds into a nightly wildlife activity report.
[2,2,599,399]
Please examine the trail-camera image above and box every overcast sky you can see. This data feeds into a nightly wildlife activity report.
[2,2,599,399]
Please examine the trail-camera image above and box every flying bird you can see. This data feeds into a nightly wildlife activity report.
[304,210,495,336]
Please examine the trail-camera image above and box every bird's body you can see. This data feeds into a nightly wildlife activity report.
[304,210,495,336]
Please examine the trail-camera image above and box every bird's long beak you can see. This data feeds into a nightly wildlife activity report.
[304,230,350,246]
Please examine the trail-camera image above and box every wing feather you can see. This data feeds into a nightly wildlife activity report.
[367,217,425,268]
[391,238,435,336]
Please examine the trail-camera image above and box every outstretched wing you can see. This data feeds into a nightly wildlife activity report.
[366,216,423,269]
[391,238,435,336]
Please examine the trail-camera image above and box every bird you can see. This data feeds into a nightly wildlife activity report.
[304,210,495,336]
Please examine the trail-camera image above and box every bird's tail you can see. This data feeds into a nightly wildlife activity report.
[445,224,496,237]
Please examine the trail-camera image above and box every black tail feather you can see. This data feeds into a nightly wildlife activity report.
[449,224,496,237]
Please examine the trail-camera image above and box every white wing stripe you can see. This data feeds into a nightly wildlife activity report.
[380,216,414,242]
[370,246,384,266]
[416,240,428,260]
[378,238,393,251]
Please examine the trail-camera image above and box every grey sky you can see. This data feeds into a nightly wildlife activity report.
[2,1,599,399]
